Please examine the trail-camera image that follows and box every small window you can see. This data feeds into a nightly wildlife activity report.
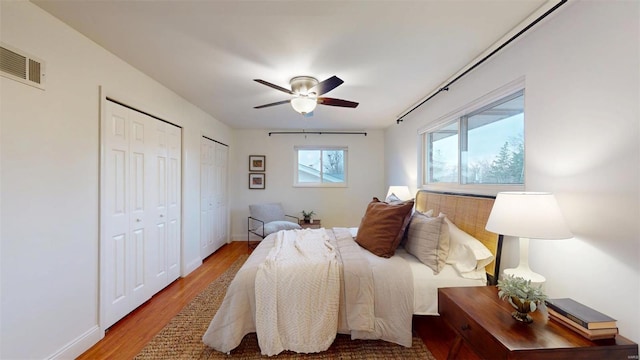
[423,90,524,187]
[294,147,347,187]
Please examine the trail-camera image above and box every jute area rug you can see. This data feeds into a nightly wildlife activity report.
[135,255,436,359]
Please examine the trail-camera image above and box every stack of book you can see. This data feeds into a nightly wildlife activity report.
[546,298,618,340]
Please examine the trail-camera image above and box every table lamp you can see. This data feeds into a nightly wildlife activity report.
[386,186,412,201]
[485,192,572,285]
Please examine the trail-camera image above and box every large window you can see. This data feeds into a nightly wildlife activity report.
[423,89,524,187]
[294,146,348,187]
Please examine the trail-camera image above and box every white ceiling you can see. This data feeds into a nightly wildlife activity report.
[34,0,551,130]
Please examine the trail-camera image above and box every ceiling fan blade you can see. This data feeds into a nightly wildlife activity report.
[254,99,291,109]
[312,76,344,96]
[317,97,359,108]
[254,79,294,95]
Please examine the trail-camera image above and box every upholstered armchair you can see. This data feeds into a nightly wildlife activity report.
[247,203,301,249]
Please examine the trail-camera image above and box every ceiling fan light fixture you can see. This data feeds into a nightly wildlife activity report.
[291,96,317,115]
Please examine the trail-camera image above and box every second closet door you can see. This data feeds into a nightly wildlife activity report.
[200,137,228,259]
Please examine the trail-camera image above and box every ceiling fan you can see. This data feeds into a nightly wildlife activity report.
[253,75,359,116]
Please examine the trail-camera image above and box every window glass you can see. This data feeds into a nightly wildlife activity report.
[297,150,321,183]
[295,147,347,187]
[424,90,524,187]
[463,94,524,184]
[322,150,345,182]
[427,121,458,183]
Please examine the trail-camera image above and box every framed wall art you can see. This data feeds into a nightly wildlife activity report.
[249,155,266,172]
[249,173,265,190]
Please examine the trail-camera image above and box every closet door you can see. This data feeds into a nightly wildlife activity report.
[103,102,154,327]
[147,121,168,295]
[200,138,228,258]
[103,102,134,328]
[129,110,154,308]
[102,100,182,329]
[147,119,182,297]
[200,138,216,258]
[166,124,181,282]
[214,143,228,249]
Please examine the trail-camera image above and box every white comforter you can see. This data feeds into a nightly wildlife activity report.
[202,227,414,355]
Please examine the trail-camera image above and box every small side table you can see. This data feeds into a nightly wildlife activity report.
[438,286,638,360]
[299,219,321,229]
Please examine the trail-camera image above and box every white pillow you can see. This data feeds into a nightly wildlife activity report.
[444,217,494,279]
[263,220,301,235]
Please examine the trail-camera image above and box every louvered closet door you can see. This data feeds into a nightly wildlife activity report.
[102,100,182,329]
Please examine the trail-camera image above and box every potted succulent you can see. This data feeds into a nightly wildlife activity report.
[301,210,315,223]
[497,274,547,324]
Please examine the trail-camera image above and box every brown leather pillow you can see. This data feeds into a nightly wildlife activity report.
[356,197,415,258]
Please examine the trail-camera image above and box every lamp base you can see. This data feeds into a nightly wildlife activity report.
[502,237,546,287]
[503,267,546,287]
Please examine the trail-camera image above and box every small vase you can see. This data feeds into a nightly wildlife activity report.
[508,296,535,324]
[304,217,311,224]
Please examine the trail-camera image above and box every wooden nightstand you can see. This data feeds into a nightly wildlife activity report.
[299,219,321,229]
[438,286,638,360]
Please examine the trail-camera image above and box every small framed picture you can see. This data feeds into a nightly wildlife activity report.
[249,155,266,172]
[249,173,265,189]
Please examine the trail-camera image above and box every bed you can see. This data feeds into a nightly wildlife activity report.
[202,190,503,356]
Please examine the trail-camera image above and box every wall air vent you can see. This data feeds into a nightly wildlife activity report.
[0,43,45,90]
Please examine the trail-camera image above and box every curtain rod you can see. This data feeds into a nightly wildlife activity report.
[268,131,367,136]
[396,0,568,124]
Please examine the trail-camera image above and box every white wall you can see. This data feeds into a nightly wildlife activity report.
[386,1,639,342]
[231,129,385,240]
[0,2,233,359]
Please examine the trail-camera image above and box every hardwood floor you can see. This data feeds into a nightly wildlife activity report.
[77,241,248,359]
[78,240,478,359]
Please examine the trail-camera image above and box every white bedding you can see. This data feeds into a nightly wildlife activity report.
[395,247,486,315]
[202,226,487,355]
[202,227,414,355]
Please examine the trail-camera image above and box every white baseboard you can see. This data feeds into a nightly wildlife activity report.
[183,257,202,277]
[48,325,103,360]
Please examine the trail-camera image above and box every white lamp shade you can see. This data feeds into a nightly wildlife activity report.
[290,97,317,114]
[485,192,572,239]
[386,186,412,201]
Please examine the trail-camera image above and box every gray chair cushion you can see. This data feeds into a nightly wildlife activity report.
[263,220,301,235]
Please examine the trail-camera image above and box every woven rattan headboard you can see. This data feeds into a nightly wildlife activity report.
[415,190,503,285]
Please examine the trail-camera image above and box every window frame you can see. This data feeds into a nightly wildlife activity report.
[293,146,348,188]
[419,78,526,194]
